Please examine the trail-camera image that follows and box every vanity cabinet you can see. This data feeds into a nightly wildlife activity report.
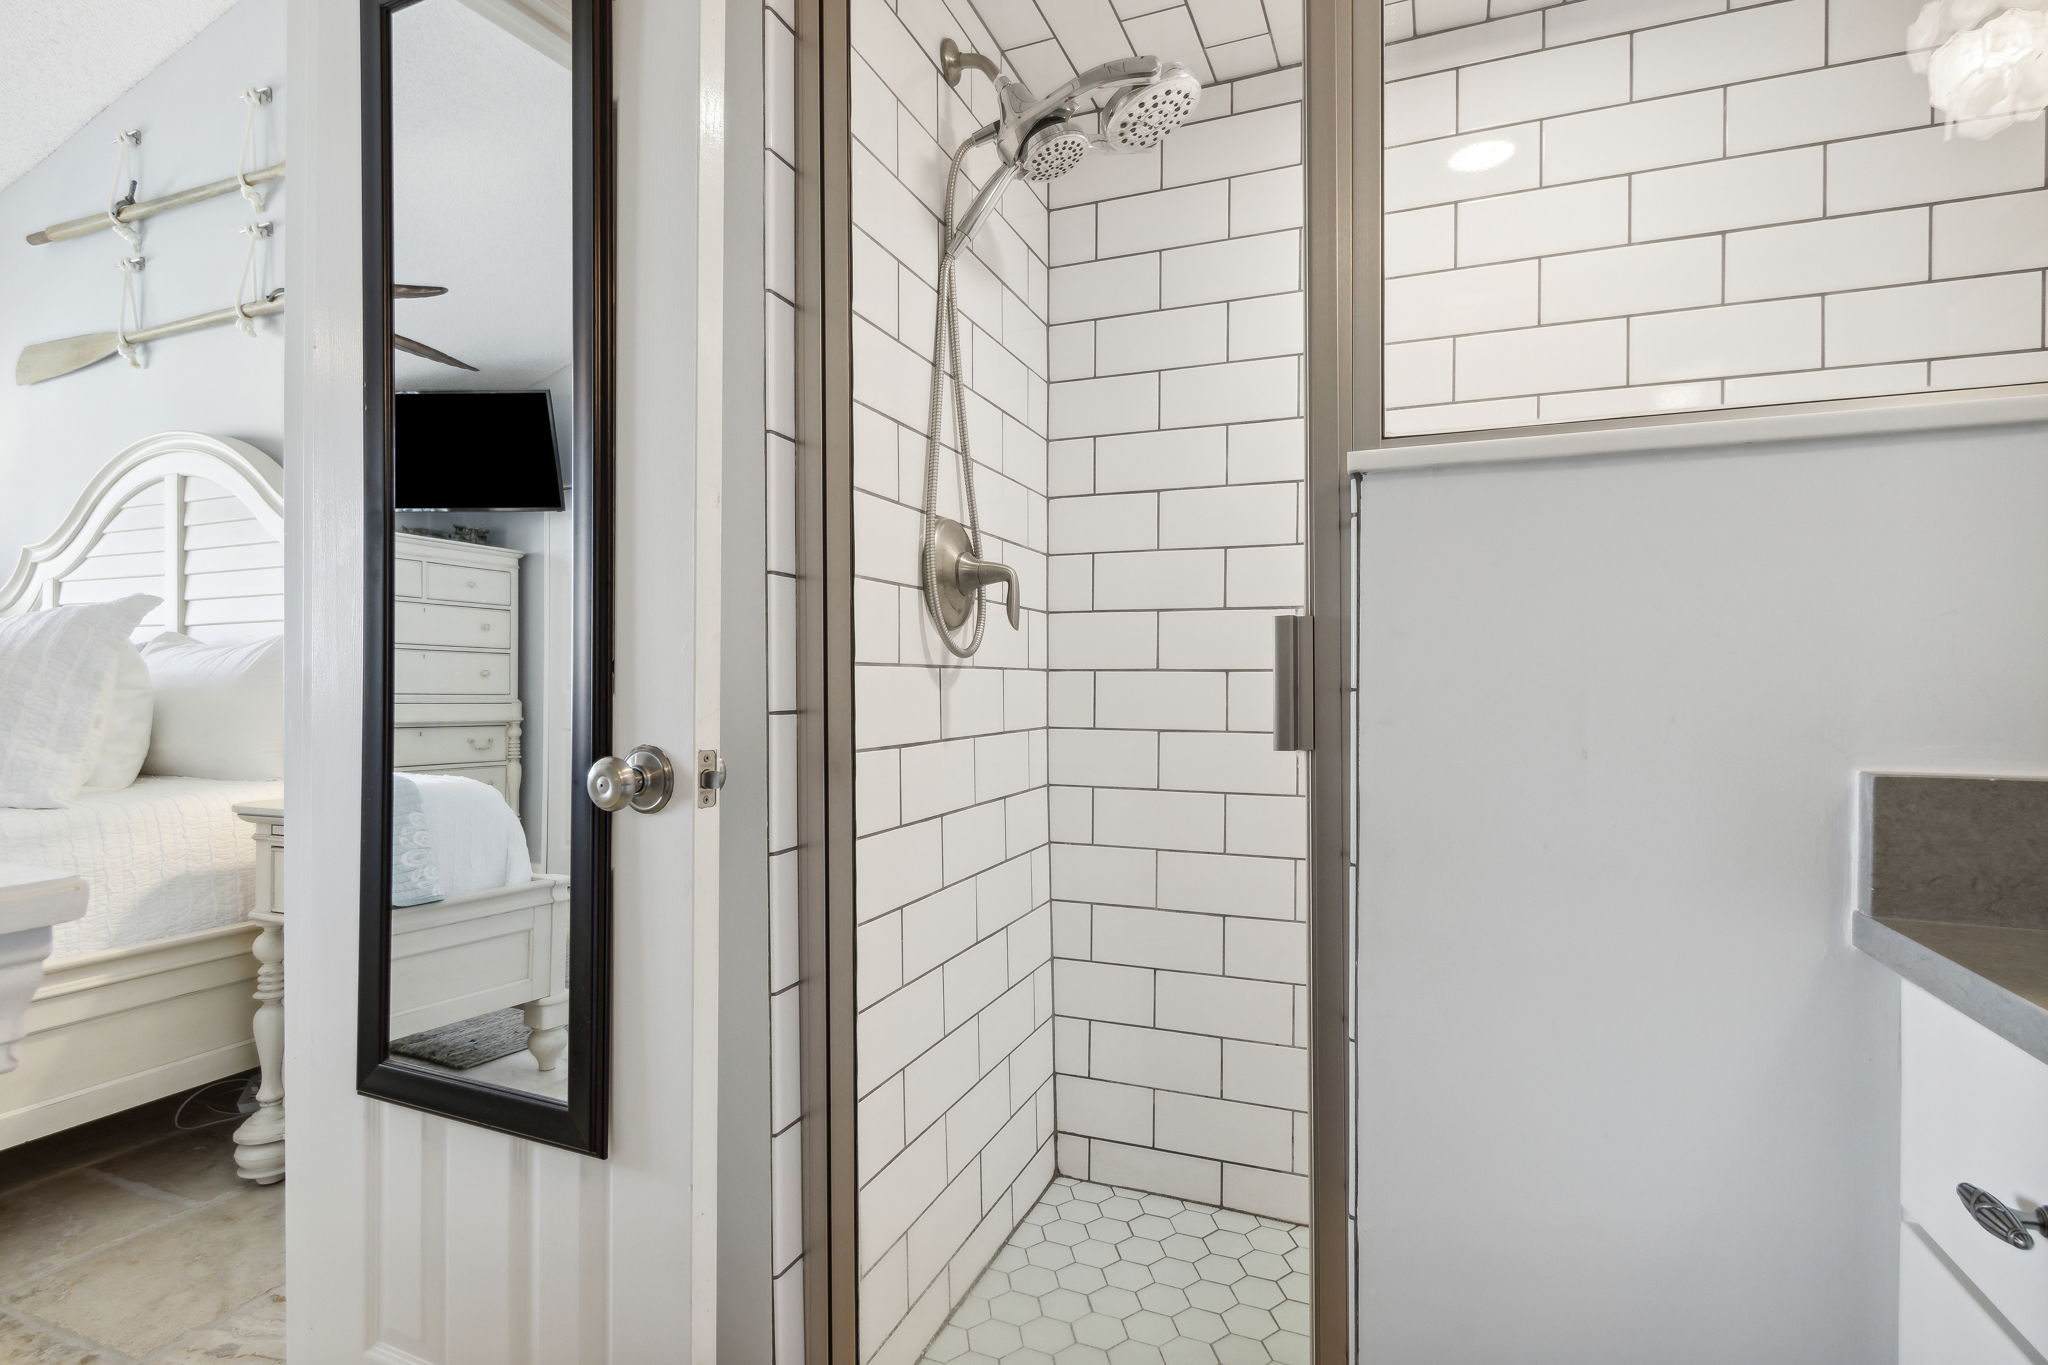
[1898,982,2048,1360]
[391,533,524,804]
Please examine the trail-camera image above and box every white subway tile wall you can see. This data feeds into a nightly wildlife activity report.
[838,5,1311,1356]
[851,3,1058,1363]
[1382,0,2048,437]
[1043,76,1311,1229]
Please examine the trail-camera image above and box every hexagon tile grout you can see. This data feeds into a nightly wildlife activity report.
[918,1176,1310,1365]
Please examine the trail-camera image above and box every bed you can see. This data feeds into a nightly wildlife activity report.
[0,777,284,960]
[0,432,569,1184]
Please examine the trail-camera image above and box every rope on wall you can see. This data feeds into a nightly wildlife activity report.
[233,220,273,336]
[235,88,273,209]
[114,255,146,368]
[104,129,142,251]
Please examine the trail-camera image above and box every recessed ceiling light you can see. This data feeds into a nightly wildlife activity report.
[1447,139,1516,173]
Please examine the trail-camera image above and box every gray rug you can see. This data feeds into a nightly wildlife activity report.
[391,1008,529,1069]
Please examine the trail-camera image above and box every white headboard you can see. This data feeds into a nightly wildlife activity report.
[0,431,284,642]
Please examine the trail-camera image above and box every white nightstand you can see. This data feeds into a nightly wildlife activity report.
[0,863,88,1076]
[231,801,285,1185]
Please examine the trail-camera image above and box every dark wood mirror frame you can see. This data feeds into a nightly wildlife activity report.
[357,0,614,1155]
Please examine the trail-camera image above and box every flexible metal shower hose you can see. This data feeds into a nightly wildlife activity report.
[920,138,987,659]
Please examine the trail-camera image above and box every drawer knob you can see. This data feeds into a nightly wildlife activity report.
[480,668,491,678]
[1957,1183,2048,1250]
[466,579,477,588]
[480,622,492,632]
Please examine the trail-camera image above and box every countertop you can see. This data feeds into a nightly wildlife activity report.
[1854,912,2048,1066]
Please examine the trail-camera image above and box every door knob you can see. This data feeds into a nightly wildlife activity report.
[1957,1183,2048,1250]
[586,745,675,813]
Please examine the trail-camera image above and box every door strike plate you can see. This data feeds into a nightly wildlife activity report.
[697,749,727,808]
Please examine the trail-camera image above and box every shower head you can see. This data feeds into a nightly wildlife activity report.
[938,42,1204,255]
[1016,118,1092,181]
[1098,63,1202,151]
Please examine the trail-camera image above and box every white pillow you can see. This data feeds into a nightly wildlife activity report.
[85,645,154,791]
[0,594,161,808]
[140,632,283,780]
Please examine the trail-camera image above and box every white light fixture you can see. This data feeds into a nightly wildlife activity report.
[1909,0,2048,138]
[1447,139,1515,173]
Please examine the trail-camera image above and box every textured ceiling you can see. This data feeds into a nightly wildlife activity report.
[0,0,240,191]
[389,0,572,392]
[969,0,1302,96]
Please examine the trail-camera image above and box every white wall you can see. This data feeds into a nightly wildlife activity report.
[1043,68,1312,1224]
[1379,0,2048,436]
[0,0,285,561]
[1347,421,2048,1361]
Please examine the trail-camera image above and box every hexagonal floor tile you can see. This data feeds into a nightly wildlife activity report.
[993,1291,1041,1324]
[1024,1317,1079,1353]
[965,1319,1021,1356]
[1102,1259,1154,1291]
[1088,1285,1141,1319]
[1222,1305,1279,1341]
[1124,1309,1178,1346]
[1171,1308,1227,1343]
[1042,1288,1091,1322]
[1212,1335,1271,1365]
[913,1177,1310,1365]
[1137,1282,1190,1316]
[1074,1312,1130,1348]
[1056,1262,1109,1293]
[1109,1342,1168,1365]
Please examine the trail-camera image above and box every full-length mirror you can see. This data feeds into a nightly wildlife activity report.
[359,0,611,1153]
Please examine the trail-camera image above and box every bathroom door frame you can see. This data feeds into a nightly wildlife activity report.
[794,1,1358,1360]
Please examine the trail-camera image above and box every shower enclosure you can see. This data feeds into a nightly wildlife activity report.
[793,1,1343,1361]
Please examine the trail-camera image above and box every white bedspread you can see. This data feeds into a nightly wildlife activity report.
[0,777,282,961]
[407,773,532,900]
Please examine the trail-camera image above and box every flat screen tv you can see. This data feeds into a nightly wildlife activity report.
[394,390,565,511]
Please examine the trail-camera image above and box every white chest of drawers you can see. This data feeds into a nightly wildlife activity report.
[393,533,524,807]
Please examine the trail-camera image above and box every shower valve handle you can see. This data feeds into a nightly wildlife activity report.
[957,551,1021,630]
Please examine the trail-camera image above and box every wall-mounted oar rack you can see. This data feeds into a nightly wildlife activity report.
[15,285,475,386]
[26,162,286,246]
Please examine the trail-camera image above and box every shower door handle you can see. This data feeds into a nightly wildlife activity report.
[958,553,1022,630]
[1274,614,1310,751]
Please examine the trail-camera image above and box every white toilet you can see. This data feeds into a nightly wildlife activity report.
[0,864,88,1075]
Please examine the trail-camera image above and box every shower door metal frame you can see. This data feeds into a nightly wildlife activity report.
[1303,1,1363,1362]
[795,3,1357,1359]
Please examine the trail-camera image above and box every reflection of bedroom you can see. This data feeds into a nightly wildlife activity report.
[0,1,569,1356]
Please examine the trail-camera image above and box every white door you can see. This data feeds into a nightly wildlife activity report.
[281,0,770,1358]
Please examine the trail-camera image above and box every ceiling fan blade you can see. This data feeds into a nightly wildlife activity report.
[392,283,449,299]
[392,333,480,372]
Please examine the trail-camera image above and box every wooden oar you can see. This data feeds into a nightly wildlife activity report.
[16,287,476,385]
[392,333,478,372]
[15,297,286,385]
[26,163,287,246]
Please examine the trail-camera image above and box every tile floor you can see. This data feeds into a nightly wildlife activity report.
[918,1177,1310,1365]
[0,1079,285,1363]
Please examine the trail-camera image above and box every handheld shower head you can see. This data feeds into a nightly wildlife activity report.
[1017,118,1092,181]
[1099,62,1202,151]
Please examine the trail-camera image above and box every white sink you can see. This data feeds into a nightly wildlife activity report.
[0,863,88,1075]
